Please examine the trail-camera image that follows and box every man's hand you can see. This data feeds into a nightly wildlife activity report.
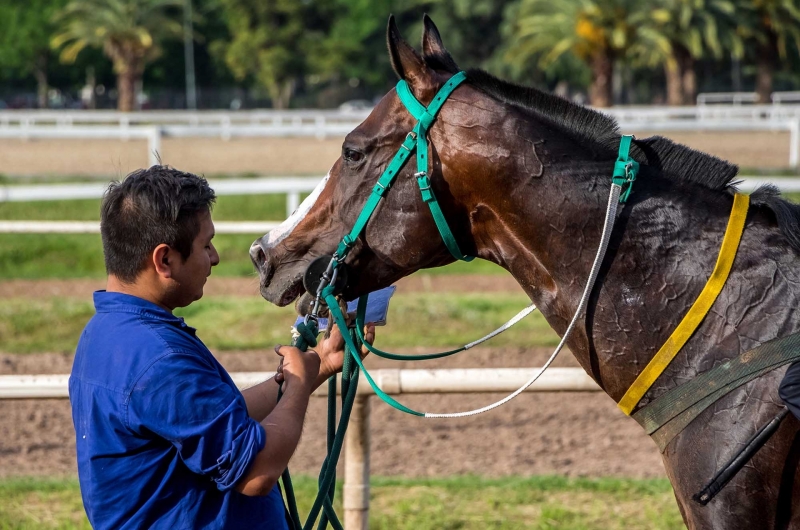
[274,345,320,393]
[274,323,375,390]
[315,323,375,384]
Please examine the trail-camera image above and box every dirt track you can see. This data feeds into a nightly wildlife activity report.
[0,273,666,480]
[0,130,793,177]
[0,347,665,480]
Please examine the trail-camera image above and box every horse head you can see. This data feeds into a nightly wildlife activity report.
[250,15,555,308]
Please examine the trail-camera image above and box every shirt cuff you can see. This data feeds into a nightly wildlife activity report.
[213,418,266,492]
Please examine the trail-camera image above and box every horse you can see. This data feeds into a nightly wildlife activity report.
[250,15,800,529]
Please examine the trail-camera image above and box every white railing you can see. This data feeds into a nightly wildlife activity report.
[0,221,280,234]
[616,119,800,167]
[0,176,324,217]
[697,92,759,106]
[0,109,370,129]
[695,91,800,107]
[1,176,798,235]
[1,118,798,167]
[0,126,163,167]
[0,367,599,529]
[3,103,800,127]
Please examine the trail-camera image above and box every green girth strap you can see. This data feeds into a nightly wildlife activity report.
[631,330,800,452]
[335,71,472,263]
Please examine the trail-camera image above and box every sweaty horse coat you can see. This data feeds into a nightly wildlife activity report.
[251,16,800,529]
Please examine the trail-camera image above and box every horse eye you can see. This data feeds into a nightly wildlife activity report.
[343,148,364,163]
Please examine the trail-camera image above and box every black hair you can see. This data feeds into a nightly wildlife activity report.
[100,166,216,283]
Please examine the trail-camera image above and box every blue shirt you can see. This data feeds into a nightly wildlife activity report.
[70,291,288,530]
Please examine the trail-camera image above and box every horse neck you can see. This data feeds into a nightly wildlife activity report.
[471,159,740,399]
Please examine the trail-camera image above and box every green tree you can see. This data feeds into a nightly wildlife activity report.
[658,0,740,105]
[51,0,183,111]
[212,0,335,109]
[744,0,800,103]
[0,0,67,108]
[502,0,670,107]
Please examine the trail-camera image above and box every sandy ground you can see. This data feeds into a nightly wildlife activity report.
[0,130,793,177]
[0,275,664,477]
[0,346,665,480]
[0,272,667,480]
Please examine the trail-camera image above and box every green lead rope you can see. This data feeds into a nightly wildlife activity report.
[280,319,363,530]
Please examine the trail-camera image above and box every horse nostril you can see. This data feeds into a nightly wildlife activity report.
[249,240,267,269]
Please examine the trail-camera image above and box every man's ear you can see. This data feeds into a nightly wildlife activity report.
[152,244,174,279]
[387,15,434,94]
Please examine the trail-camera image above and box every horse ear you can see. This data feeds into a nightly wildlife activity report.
[421,14,458,72]
[387,15,430,87]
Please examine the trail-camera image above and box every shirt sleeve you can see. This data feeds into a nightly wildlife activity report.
[127,351,265,492]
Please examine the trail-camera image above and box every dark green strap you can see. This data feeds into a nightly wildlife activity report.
[354,295,465,360]
[323,286,424,416]
[335,72,471,263]
[632,330,800,451]
[612,135,639,203]
[397,73,473,261]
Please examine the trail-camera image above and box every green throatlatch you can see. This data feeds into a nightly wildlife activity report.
[612,134,639,203]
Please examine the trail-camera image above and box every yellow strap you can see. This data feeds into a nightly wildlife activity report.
[617,193,750,415]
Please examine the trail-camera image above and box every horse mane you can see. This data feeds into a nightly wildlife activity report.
[422,59,800,253]
[463,68,740,192]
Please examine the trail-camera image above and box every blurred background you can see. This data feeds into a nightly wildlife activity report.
[2,1,800,529]
[1,0,799,111]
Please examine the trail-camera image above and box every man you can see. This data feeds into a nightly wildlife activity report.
[69,166,374,529]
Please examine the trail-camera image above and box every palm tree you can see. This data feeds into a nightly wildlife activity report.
[743,0,800,103]
[658,0,741,105]
[503,0,670,107]
[52,0,183,111]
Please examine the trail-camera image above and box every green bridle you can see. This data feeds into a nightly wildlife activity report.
[333,70,472,264]
[286,71,641,529]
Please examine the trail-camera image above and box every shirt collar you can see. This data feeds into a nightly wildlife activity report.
[93,291,196,334]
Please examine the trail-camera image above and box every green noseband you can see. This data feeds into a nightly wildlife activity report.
[333,70,472,265]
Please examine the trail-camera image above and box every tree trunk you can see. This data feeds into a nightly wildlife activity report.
[117,68,135,112]
[269,80,295,109]
[755,32,777,104]
[665,59,683,106]
[681,54,697,105]
[589,49,613,107]
[34,53,48,109]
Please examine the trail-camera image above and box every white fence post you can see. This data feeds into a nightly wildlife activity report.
[287,191,300,217]
[790,118,800,169]
[148,127,162,167]
[344,395,370,530]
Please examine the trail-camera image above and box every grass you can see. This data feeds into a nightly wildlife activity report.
[0,293,557,354]
[7,187,796,280]
[0,475,684,530]
[0,193,505,279]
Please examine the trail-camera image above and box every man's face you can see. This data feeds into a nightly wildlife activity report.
[170,210,220,307]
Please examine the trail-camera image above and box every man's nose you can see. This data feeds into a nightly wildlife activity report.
[210,243,220,266]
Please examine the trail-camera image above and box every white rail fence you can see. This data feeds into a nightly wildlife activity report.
[0,367,599,529]
[3,103,800,126]
[0,176,323,218]
[1,175,798,234]
[1,176,799,235]
[1,117,799,167]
